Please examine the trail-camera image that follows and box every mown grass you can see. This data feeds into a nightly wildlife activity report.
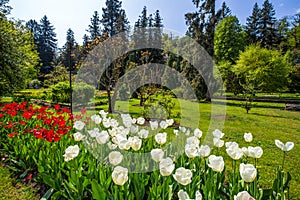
[0,165,37,200]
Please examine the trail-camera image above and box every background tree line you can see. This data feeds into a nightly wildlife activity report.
[1,0,299,108]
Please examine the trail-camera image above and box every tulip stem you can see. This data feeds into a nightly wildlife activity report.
[282,151,286,169]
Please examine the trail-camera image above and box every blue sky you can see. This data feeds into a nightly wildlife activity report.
[9,0,300,47]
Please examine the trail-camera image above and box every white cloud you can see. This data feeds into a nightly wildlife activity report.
[279,3,284,7]
[297,8,300,13]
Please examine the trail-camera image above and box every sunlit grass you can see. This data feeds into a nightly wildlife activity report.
[0,166,37,200]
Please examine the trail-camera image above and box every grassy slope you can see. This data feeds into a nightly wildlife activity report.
[0,165,37,200]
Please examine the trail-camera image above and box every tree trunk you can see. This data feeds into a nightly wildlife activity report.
[107,88,113,113]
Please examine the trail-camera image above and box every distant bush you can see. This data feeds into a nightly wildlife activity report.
[73,82,95,105]
[49,82,71,103]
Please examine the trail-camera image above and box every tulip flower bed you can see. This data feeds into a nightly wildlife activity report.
[0,101,297,199]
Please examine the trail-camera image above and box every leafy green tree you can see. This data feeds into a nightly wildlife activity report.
[246,3,260,45]
[215,16,246,64]
[259,0,278,48]
[88,11,101,40]
[288,13,300,50]
[0,16,39,96]
[233,45,292,93]
[38,15,57,75]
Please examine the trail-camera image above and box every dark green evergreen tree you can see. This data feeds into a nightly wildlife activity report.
[88,11,101,40]
[216,2,231,21]
[101,0,129,36]
[38,15,57,75]
[60,28,78,71]
[185,0,228,101]
[0,0,11,16]
[246,3,261,45]
[259,0,277,48]
[26,19,40,44]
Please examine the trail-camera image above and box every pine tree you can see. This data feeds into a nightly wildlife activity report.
[259,0,277,48]
[60,28,78,70]
[101,0,129,36]
[88,11,101,40]
[26,19,40,44]
[38,15,57,75]
[185,0,228,101]
[0,0,11,16]
[82,34,89,47]
[246,3,261,45]
[216,2,231,21]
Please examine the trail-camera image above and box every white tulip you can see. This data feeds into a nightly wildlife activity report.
[185,143,199,158]
[121,114,132,128]
[130,125,139,134]
[150,121,158,130]
[275,139,294,151]
[138,129,149,139]
[179,126,186,133]
[173,129,179,136]
[88,128,100,138]
[159,120,169,129]
[242,147,249,157]
[118,139,131,150]
[151,148,164,162]
[109,119,119,128]
[95,130,110,144]
[73,120,85,131]
[194,128,203,138]
[244,133,253,142]
[208,155,224,172]
[198,145,211,157]
[213,129,224,138]
[195,191,203,200]
[166,119,174,126]
[73,132,85,141]
[178,189,190,200]
[136,117,145,125]
[63,145,80,162]
[109,151,123,166]
[213,137,224,148]
[155,132,167,145]
[107,141,118,150]
[91,114,102,124]
[225,141,239,149]
[186,136,200,146]
[226,146,243,160]
[248,146,263,158]
[234,191,255,200]
[129,136,142,151]
[173,167,193,186]
[239,163,257,182]
[99,110,108,118]
[159,157,175,176]
[102,118,111,128]
[112,166,128,186]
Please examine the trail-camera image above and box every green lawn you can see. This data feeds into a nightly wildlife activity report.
[0,165,37,200]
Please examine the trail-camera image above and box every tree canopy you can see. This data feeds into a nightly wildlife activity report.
[0,16,39,96]
[233,45,292,92]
